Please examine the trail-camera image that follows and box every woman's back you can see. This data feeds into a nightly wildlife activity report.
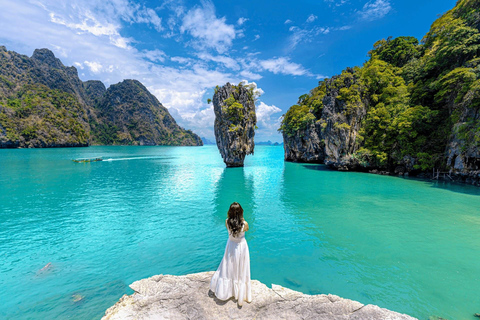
[210,202,252,306]
[227,219,247,242]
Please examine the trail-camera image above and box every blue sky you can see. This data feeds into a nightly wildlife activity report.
[0,0,456,142]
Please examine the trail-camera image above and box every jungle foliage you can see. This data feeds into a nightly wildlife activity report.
[280,0,480,171]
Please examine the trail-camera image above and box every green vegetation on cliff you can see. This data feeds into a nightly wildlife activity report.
[1,84,89,147]
[280,0,480,172]
[0,46,202,148]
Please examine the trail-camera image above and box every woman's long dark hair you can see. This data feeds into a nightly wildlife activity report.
[227,202,244,237]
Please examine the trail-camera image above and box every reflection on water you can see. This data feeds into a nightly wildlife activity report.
[213,167,255,225]
[1,146,480,320]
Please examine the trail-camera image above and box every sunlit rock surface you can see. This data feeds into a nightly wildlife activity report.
[102,272,417,320]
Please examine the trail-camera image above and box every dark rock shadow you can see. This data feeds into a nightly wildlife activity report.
[303,163,480,196]
[212,167,255,224]
[207,290,242,308]
[301,164,331,171]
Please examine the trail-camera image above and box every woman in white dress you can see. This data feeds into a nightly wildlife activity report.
[210,202,252,306]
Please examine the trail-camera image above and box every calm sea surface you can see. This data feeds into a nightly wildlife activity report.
[1,146,480,319]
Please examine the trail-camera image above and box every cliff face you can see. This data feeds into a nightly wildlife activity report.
[445,105,480,183]
[91,79,202,146]
[213,82,256,167]
[282,68,367,169]
[0,46,202,148]
[280,0,480,185]
[0,47,90,148]
[83,80,106,107]
[283,122,324,163]
[101,272,416,320]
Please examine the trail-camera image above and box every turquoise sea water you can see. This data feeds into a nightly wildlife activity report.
[1,145,480,320]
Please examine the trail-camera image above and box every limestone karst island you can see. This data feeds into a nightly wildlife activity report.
[1,0,480,319]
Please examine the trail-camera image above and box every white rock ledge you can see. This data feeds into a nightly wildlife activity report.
[102,271,417,320]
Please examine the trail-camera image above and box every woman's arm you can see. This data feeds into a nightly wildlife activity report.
[244,221,249,232]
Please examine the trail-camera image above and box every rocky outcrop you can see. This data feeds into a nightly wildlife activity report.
[283,122,324,163]
[30,48,90,107]
[280,0,480,186]
[213,83,256,167]
[91,79,202,146]
[445,116,480,186]
[0,46,202,147]
[283,68,367,170]
[83,80,106,106]
[102,271,416,320]
[281,0,480,185]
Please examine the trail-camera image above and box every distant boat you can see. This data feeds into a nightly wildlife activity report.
[72,158,103,163]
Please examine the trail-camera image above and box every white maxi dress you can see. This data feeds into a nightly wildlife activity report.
[210,220,252,304]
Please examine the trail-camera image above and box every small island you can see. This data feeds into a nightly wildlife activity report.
[213,82,257,167]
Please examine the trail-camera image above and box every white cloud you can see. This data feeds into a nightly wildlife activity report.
[170,56,194,65]
[48,10,131,49]
[258,57,309,76]
[237,17,248,25]
[130,6,163,32]
[359,0,392,21]
[240,70,262,80]
[254,34,260,41]
[180,1,236,54]
[84,60,103,73]
[73,62,84,69]
[143,49,166,62]
[48,12,118,37]
[284,19,293,24]
[239,80,264,98]
[306,14,317,23]
[256,102,281,126]
[255,101,282,141]
[196,52,240,70]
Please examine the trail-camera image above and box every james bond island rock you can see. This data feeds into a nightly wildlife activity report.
[0,46,202,148]
[280,0,480,185]
[213,82,257,167]
[102,272,417,320]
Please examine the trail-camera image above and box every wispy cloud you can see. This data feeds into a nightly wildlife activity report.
[306,14,318,23]
[196,52,240,70]
[324,0,349,7]
[287,25,330,51]
[258,57,313,77]
[142,49,167,63]
[358,0,392,21]
[237,17,248,25]
[180,1,236,54]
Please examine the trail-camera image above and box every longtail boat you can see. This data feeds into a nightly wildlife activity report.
[72,158,103,163]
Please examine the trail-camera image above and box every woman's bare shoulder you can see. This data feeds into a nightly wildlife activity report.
[243,220,249,231]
